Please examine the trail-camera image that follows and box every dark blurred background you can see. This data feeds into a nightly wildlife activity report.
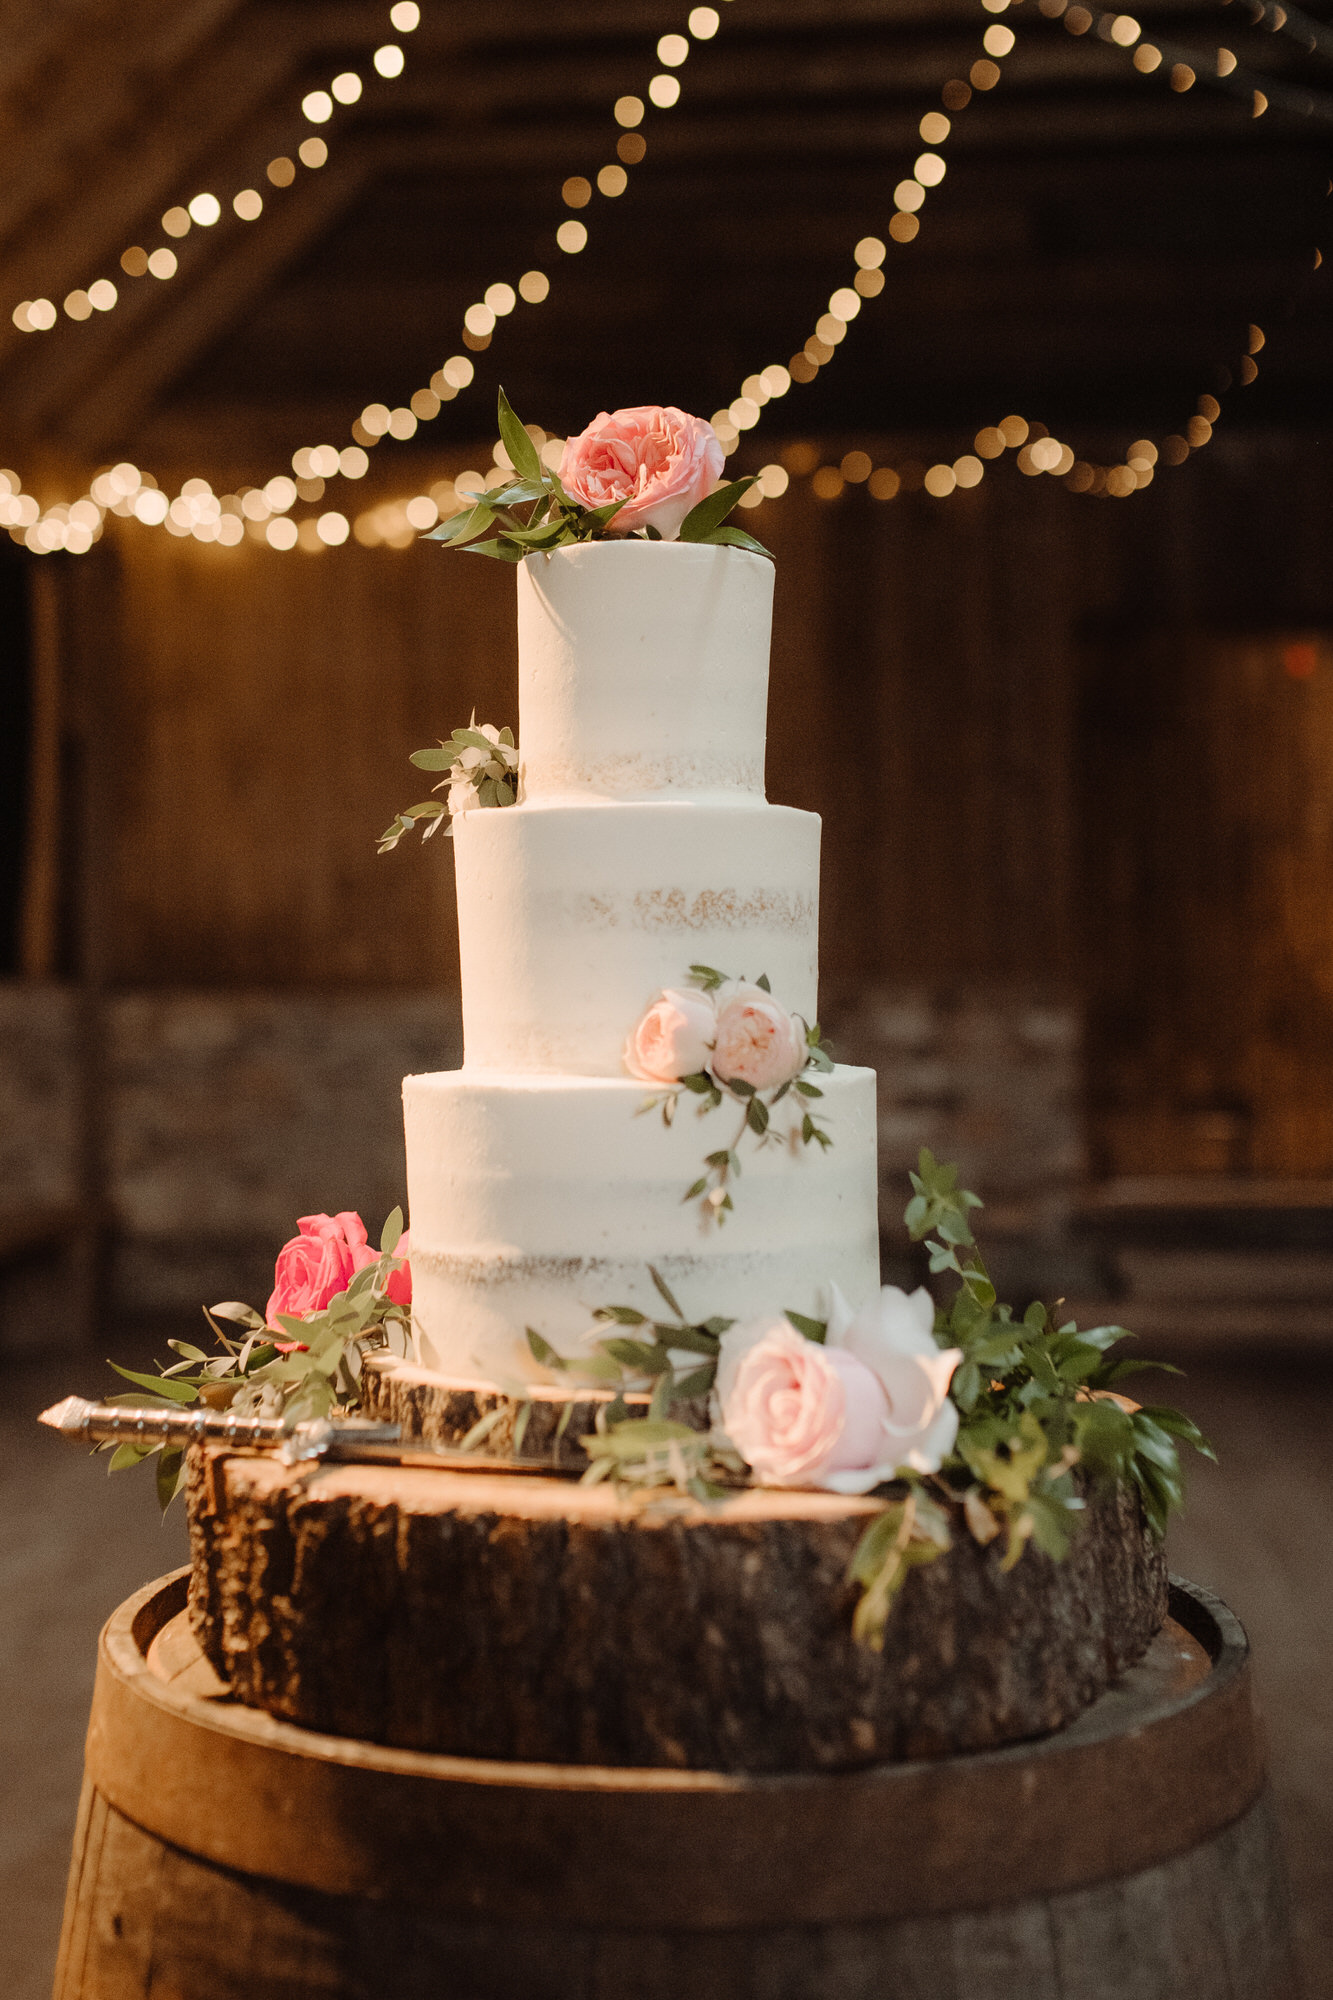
[1,0,1331,1993]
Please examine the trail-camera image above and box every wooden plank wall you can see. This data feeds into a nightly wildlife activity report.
[42,435,1333,1177]
[84,467,1086,994]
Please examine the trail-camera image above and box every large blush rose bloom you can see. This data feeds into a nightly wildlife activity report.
[715,1318,891,1488]
[624,987,717,1085]
[266,1212,411,1322]
[826,1283,964,1481]
[559,406,724,539]
[710,982,807,1093]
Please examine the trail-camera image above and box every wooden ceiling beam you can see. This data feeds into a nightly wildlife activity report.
[49,155,371,454]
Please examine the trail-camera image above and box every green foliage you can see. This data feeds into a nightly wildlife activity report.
[846,1150,1214,1643]
[847,1489,952,1649]
[526,1270,733,1423]
[637,965,834,1225]
[580,1419,736,1502]
[379,719,516,852]
[424,391,772,563]
[102,1216,412,1512]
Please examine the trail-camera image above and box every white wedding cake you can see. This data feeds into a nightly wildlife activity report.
[403,538,881,1382]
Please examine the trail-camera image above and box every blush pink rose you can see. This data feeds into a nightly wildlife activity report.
[624,987,717,1084]
[559,406,724,539]
[266,1210,374,1324]
[710,982,807,1092]
[715,1318,890,1488]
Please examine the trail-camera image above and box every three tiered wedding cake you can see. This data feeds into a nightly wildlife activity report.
[403,538,882,1384]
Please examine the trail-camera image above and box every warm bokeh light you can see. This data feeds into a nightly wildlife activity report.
[64,290,92,321]
[840,450,872,483]
[267,157,296,186]
[302,90,333,123]
[953,455,984,488]
[648,74,681,107]
[332,72,362,103]
[298,137,328,168]
[983,24,1015,55]
[373,44,405,77]
[339,447,369,479]
[895,180,926,214]
[614,94,645,127]
[188,193,221,226]
[485,282,517,315]
[924,464,957,497]
[888,214,919,243]
[869,468,901,499]
[147,248,177,279]
[317,512,350,545]
[598,164,629,197]
[266,517,299,549]
[121,247,149,275]
[556,220,588,253]
[914,153,946,188]
[855,236,886,270]
[562,176,592,208]
[233,189,263,220]
[657,33,689,65]
[389,1,420,28]
[919,112,950,144]
[688,6,720,36]
[162,206,190,238]
[1110,14,1140,43]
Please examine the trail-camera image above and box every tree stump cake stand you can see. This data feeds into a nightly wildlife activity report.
[186,1429,1168,1770]
[54,1567,1294,2000]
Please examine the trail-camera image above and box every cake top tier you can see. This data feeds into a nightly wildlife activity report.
[517,540,774,803]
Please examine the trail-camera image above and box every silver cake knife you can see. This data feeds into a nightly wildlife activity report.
[38,1395,584,1476]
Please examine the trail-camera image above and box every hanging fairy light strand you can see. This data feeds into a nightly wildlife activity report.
[1,0,1324,552]
[9,1,424,338]
[715,0,1326,509]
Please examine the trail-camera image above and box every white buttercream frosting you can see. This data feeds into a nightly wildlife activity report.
[455,798,819,1075]
[402,541,883,1387]
[516,541,774,801]
[403,1065,882,1381]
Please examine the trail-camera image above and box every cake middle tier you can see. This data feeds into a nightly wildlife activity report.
[403,1064,882,1384]
[455,799,821,1074]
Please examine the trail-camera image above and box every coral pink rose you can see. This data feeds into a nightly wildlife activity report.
[384,1228,412,1308]
[715,1318,891,1488]
[711,982,807,1092]
[559,406,724,539]
[624,988,717,1085]
[266,1211,374,1324]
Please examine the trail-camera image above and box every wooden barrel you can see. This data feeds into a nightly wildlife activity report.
[55,1568,1294,1999]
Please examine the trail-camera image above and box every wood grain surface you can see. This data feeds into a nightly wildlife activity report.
[187,1441,1168,1771]
[52,1569,1292,2000]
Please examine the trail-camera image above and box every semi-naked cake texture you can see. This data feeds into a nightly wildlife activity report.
[404,540,881,1382]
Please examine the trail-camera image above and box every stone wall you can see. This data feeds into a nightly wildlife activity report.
[0,982,1086,1348]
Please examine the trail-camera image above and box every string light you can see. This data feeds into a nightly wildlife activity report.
[5,0,1327,554]
[8,0,421,339]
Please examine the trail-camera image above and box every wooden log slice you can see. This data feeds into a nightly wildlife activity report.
[187,1445,1167,1771]
[359,1351,709,1470]
[58,1569,1294,2000]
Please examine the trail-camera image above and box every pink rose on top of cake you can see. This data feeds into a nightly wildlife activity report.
[559,406,724,539]
[266,1211,411,1323]
[624,987,717,1084]
[711,981,807,1092]
[714,1318,891,1489]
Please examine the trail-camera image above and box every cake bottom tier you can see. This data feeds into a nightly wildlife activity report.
[403,1063,881,1381]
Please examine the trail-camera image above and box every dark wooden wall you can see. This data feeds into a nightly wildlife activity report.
[26,432,1333,1176]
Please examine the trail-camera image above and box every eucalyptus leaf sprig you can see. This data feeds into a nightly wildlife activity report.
[99,1209,411,1511]
[425,389,771,563]
[635,964,834,1225]
[378,717,517,852]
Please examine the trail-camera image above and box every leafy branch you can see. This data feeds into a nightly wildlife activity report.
[379,718,517,852]
[100,1209,411,1510]
[424,389,771,563]
[847,1151,1215,1645]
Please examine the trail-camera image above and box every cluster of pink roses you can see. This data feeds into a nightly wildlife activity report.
[559,406,724,541]
[625,980,809,1094]
[266,1211,411,1327]
[714,1285,963,1493]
